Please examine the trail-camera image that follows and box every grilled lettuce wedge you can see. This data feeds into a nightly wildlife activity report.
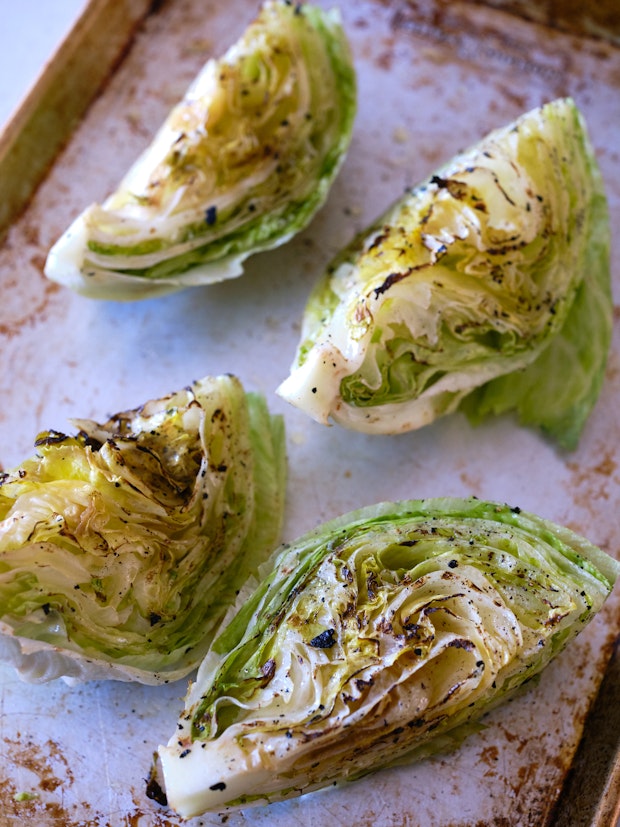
[159,497,618,817]
[0,375,286,684]
[44,1,356,300]
[277,98,611,449]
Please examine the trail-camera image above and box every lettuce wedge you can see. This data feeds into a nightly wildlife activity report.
[159,497,618,817]
[44,1,356,300]
[277,98,611,448]
[0,376,286,684]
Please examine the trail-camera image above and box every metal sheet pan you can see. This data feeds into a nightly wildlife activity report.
[0,0,151,240]
[0,1,618,824]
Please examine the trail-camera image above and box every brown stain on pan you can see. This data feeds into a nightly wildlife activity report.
[0,272,61,341]
[0,735,183,826]
[383,0,569,81]
[566,446,619,504]
[375,0,620,104]
[0,201,67,343]
[3,736,74,790]
[468,0,620,46]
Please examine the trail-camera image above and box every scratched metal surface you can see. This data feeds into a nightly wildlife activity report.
[0,1,619,825]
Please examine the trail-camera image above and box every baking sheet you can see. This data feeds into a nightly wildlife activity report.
[0,0,151,239]
[0,0,619,824]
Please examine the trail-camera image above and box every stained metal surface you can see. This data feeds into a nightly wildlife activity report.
[0,1,619,825]
[553,635,620,827]
[0,0,152,240]
[472,0,620,46]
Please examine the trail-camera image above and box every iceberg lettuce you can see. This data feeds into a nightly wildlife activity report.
[159,497,618,816]
[277,98,611,449]
[0,376,286,684]
[44,1,356,300]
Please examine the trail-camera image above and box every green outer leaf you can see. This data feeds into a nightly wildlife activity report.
[462,170,612,449]
[0,376,287,684]
[159,497,618,817]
